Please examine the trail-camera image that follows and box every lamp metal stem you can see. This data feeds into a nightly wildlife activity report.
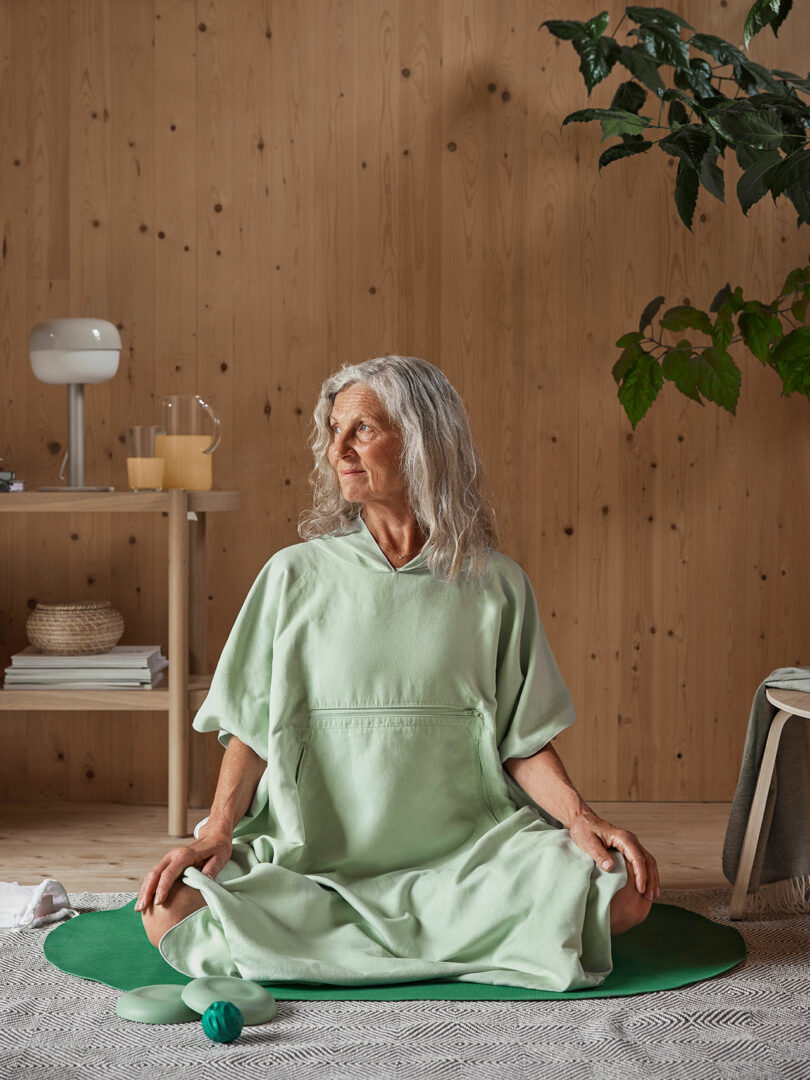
[67,382,84,488]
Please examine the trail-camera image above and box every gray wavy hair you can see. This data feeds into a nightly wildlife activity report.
[298,355,499,583]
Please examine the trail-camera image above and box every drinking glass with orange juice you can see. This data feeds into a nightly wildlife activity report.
[155,395,221,491]
[125,426,165,492]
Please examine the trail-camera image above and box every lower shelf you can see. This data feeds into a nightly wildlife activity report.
[0,672,212,711]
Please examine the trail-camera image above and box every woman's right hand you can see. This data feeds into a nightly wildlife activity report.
[134,827,233,912]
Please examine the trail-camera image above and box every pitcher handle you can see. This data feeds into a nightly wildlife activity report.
[200,398,221,454]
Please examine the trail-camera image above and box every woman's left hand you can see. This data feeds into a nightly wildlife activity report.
[568,809,660,901]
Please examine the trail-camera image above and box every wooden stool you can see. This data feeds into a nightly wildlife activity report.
[730,688,810,918]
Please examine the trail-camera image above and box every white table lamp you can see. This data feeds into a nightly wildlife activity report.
[28,318,122,491]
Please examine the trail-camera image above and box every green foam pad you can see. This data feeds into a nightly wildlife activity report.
[115,984,200,1024]
[181,976,278,1024]
[44,898,745,1000]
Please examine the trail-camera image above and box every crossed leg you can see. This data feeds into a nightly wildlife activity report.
[141,858,650,951]
[141,880,209,949]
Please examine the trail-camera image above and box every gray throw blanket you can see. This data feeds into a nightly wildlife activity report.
[722,666,810,911]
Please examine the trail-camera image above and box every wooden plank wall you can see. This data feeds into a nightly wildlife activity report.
[1,0,808,805]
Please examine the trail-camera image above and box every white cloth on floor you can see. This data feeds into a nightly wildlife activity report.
[0,879,79,930]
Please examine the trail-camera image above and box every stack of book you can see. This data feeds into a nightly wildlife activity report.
[3,645,169,690]
[0,467,25,492]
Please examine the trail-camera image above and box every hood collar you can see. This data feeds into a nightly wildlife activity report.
[326,514,432,573]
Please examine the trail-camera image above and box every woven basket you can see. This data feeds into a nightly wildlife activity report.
[25,600,125,655]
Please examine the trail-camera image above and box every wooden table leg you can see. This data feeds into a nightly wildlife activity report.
[729,709,793,918]
[168,489,190,837]
[188,509,208,808]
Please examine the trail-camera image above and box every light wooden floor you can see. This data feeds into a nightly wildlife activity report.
[1,801,733,893]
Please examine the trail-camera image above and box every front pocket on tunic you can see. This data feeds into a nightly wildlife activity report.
[292,706,500,875]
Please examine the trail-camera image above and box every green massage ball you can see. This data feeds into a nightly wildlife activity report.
[201,1000,244,1044]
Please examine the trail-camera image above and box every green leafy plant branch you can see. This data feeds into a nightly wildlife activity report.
[613,266,810,427]
[541,4,810,229]
[541,1,810,427]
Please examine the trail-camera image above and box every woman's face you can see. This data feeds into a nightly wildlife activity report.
[327,383,407,506]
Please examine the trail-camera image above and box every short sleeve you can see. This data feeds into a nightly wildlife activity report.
[495,563,577,765]
[191,556,280,761]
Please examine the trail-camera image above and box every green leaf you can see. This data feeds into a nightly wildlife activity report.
[674,159,699,229]
[771,327,810,395]
[662,87,705,116]
[660,305,714,334]
[540,15,620,91]
[781,267,810,295]
[586,10,610,38]
[668,99,689,127]
[638,295,666,333]
[738,302,784,361]
[617,45,665,96]
[540,18,591,40]
[744,0,793,48]
[690,35,787,97]
[562,107,651,140]
[707,104,784,150]
[736,150,781,213]
[767,0,792,37]
[695,346,742,413]
[743,0,777,48]
[599,110,650,140]
[791,289,810,322]
[598,140,653,170]
[573,33,621,93]
[772,70,810,94]
[767,150,810,198]
[673,57,715,99]
[629,24,690,69]
[743,93,810,119]
[735,143,762,170]
[615,330,646,348]
[614,344,664,428]
[714,285,746,316]
[625,6,695,33]
[699,143,725,202]
[612,339,647,383]
[661,341,704,402]
[710,284,732,312]
[659,126,713,171]
[690,34,746,79]
[561,108,601,125]
[785,180,810,226]
[708,127,730,159]
[780,120,810,159]
[713,311,734,352]
[611,80,647,114]
[739,59,789,94]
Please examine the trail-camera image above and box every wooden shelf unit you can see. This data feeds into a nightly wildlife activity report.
[0,489,241,836]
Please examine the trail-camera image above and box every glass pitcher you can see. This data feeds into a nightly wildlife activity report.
[155,395,221,491]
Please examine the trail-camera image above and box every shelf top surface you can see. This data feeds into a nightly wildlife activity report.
[0,490,241,512]
[0,674,213,709]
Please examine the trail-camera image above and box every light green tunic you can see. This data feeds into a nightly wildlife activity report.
[159,515,627,991]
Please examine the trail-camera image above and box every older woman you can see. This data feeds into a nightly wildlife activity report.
[135,355,659,992]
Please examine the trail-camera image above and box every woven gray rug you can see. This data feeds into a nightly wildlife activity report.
[1,888,808,1079]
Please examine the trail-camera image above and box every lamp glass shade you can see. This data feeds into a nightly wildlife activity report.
[28,318,122,384]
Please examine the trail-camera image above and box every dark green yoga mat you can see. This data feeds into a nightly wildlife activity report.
[44,899,745,1000]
